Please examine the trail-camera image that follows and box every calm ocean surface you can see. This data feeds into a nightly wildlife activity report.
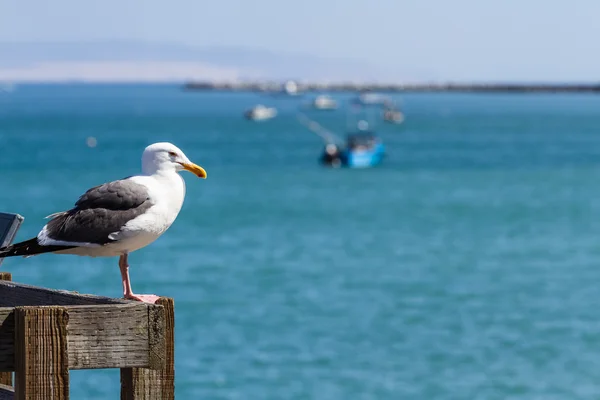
[1,84,600,399]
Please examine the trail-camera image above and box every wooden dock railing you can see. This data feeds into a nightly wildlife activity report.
[0,272,174,400]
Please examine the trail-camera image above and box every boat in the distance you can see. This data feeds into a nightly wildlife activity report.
[383,107,405,124]
[352,92,405,125]
[353,92,392,106]
[312,95,337,110]
[297,102,385,169]
[320,130,385,168]
[283,80,299,96]
[244,104,277,121]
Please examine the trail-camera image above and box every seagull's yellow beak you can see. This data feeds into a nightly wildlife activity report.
[180,162,207,179]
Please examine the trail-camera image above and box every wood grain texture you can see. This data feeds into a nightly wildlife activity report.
[67,304,151,370]
[121,298,174,400]
[0,303,157,371]
[147,304,166,370]
[0,281,171,399]
[0,274,12,387]
[0,280,131,307]
[14,307,69,400]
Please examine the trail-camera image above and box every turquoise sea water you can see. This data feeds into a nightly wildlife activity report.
[2,85,600,399]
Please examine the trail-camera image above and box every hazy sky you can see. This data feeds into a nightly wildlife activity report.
[1,0,599,81]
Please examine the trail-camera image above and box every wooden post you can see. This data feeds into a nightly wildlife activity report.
[1,278,171,399]
[14,306,69,400]
[0,273,11,388]
[120,298,175,400]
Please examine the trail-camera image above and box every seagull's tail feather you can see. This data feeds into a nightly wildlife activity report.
[0,238,75,258]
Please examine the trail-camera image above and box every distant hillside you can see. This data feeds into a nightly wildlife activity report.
[0,41,426,82]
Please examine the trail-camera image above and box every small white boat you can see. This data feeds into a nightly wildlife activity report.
[283,80,299,95]
[244,104,277,121]
[383,108,404,124]
[356,93,391,106]
[312,95,337,110]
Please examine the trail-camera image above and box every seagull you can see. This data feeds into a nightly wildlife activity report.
[0,142,207,303]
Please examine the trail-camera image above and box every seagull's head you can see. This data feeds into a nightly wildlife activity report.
[142,142,207,178]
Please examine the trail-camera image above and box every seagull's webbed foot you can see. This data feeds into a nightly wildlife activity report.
[124,293,161,304]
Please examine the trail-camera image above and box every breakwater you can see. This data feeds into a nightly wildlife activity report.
[183,81,600,93]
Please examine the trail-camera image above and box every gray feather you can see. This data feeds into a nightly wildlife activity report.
[45,179,153,245]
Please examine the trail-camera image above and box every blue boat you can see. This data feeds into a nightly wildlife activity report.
[320,132,385,168]
[297,99,387,168]
[343,133,385,167]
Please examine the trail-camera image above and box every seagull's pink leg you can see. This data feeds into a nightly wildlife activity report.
[118,253,160,304]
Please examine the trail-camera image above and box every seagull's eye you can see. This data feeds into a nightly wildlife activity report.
[168,151,177,157]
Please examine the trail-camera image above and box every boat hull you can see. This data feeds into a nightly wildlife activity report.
[341,143,385,168]
[321,143,385,168]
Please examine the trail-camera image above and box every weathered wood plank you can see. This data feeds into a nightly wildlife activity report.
[120,298,174,400]
[0,274,12,387]
[0,384,14,400]
[0,302,161,371]
[14,306,69,400]
[0,280,131,307]
[146,304,166,370]
[67,304,152,370]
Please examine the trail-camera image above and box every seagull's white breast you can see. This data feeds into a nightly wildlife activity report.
[125,173,186,235]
